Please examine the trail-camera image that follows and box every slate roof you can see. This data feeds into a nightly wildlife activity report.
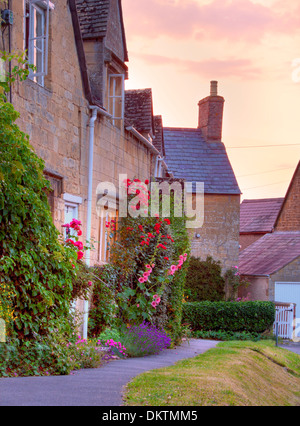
[125,89,154,136]
[163,127,241,194]
[238,231,300,276]
[240,198,284,233]
[76,0,110,39]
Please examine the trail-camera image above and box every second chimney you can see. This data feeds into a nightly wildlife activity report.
[198,81,225,142]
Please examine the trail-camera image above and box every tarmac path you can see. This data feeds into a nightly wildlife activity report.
[0,339,218,406]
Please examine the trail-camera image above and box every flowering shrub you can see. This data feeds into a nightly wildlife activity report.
[120,322,171,357]
[93,178,191,343]
[0,328,107,377]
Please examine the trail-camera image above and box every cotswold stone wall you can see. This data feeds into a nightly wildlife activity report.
[9,1,154,265]
[189,194,240,273]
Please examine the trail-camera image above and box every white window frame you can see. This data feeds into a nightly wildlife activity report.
[108,74,125,126]
[27,0,55,86]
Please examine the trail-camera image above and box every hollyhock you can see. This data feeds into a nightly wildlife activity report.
[151,300,157,308]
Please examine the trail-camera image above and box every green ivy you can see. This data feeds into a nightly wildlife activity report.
[0,96,77,340]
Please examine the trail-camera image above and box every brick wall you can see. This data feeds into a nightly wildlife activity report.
[275,165,300,231]
[189,193,240,272]
[240,233,266,251]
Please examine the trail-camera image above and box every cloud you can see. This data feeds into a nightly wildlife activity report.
[134,53,262,80]
[123,0,300,43]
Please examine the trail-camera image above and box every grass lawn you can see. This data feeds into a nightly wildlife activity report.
[124,340,300,406]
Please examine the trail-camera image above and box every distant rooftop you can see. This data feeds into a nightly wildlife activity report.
[239,231,300,276]
[163,127,241,194]
[240,198,284,234]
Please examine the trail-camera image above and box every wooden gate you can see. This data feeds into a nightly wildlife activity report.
[273,302,296,339]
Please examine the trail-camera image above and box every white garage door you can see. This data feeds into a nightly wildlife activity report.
[275,282,300,339]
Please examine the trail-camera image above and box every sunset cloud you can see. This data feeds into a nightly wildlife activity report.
[135,53,262,80]
[123,0,300,43]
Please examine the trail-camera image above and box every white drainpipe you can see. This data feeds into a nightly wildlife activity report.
[82,108,97,339]
[83,105,113,339]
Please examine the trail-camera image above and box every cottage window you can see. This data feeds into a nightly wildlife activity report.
[98,207,119,263]
[24,0,54,86]
[108,74,124,127]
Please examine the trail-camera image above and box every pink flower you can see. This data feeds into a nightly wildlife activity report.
[155,297,161,304]
[151,300,157,308]
[146,264,151,269]
[171,265,178,272]
[138,277,145,283]
[137,304,140,308]
[153,294,159,299]
[88,281,92,286]
[74,241,84,250]
[77,251,84,260]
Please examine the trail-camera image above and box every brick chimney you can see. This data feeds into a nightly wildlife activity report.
[198,81,225,142]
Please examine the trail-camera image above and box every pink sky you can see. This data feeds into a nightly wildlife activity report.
[122,0,300,200]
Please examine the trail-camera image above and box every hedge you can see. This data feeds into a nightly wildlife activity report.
[182,301,275,334]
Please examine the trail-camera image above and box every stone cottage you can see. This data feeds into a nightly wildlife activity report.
[4,0,164,335]
[5,0,163,262]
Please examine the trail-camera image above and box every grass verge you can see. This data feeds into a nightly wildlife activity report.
[124,340,300,406]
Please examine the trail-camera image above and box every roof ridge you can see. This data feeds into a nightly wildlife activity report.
[242,197,284,203]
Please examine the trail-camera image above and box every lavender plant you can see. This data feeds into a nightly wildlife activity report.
[121,322,171,357]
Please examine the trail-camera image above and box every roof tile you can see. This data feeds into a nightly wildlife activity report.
[239,231,300,275]
[163,127,241,194]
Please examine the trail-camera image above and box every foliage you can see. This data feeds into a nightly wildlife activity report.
[182,301,276,333]
[120,322,171,357]
[0,320,107,377]
[184,256,225,302]
[97,327,122,343]
[88,265,119,337]
[0,50,35,94]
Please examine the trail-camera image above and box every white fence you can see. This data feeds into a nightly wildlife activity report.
[273,303,296,340]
